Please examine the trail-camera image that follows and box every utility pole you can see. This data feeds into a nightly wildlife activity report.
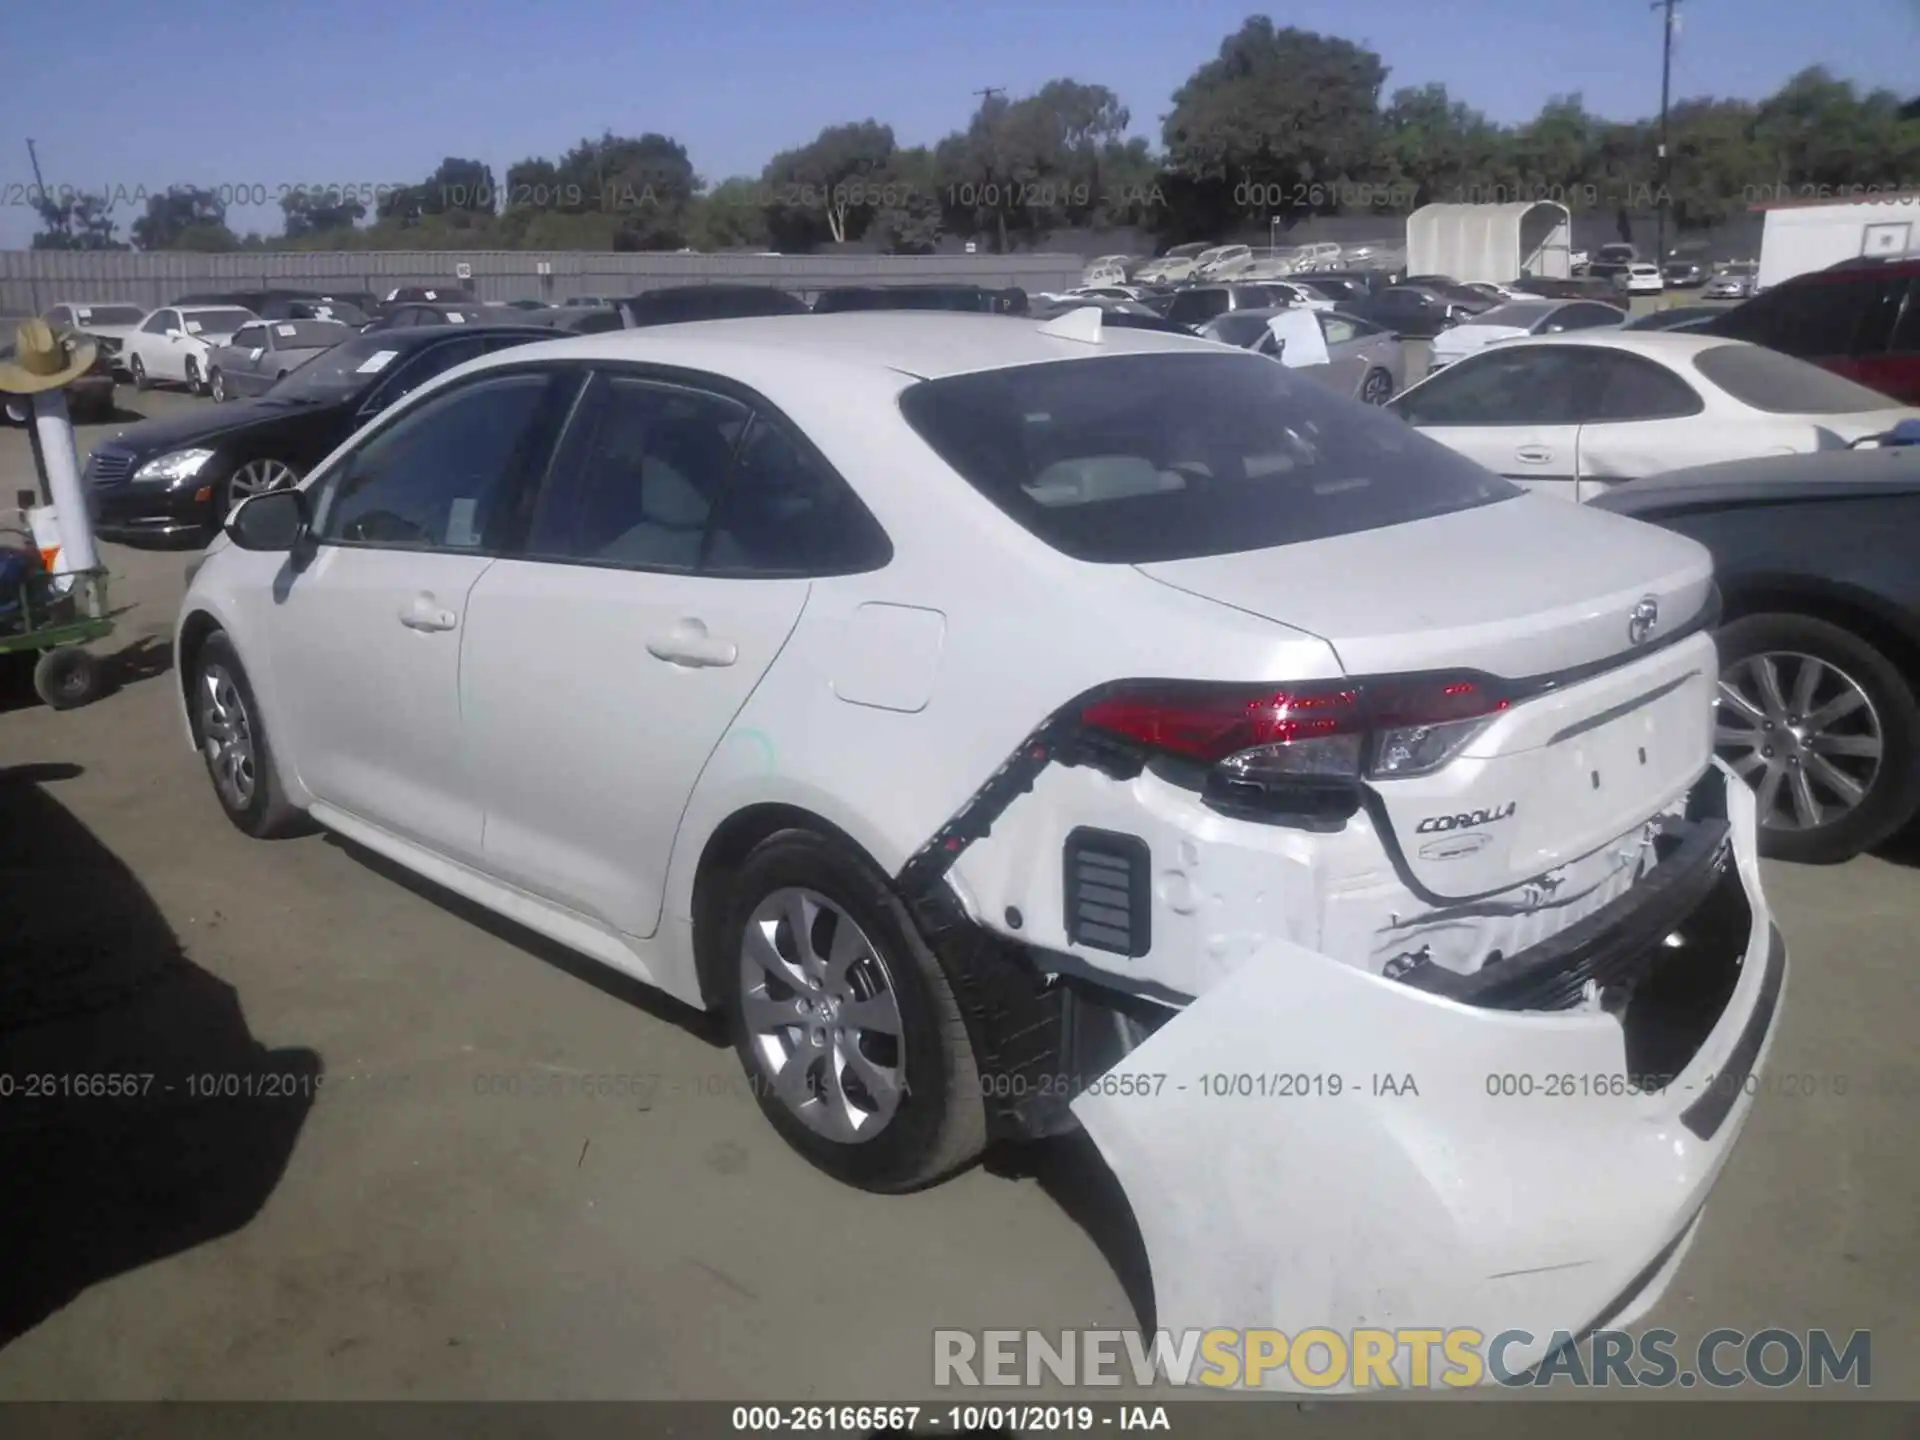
[1651,0,1677,264]
[972,87,1004,104]
[972,88,1009,254]
[26,137,48,196]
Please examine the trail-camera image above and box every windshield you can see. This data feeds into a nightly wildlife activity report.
[266,332,411,402]
[73,305,145,326]
[898,351,1519,564]
[1473,302,1559,329]
[182,308,256,334]
[1598,245,1636,261]
[296,299,370,325]
[1693,344,1901,415]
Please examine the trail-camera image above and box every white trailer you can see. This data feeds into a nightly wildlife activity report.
[1755,197,1918,290]
[1405,202,1573,283]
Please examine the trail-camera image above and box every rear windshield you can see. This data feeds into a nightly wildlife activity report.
[182,308,257,333]
[73,305,145,326]
[1474,302,1558,328]
[1693,344,1898,415]
[898,351,1520,564]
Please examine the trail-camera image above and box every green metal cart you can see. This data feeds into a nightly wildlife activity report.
[0,565,126,709]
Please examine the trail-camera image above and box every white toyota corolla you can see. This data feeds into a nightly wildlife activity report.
[175,310,1785,1388]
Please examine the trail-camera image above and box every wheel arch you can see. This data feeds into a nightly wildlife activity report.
[176,607,225,744]
[687,802,891,1009]
[1718,576,1920,689]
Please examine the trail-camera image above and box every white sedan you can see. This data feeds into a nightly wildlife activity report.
[176,312,1782,1385]
[1389,331,1918,502]
[1618,263,1666,295]
[121,304,259,394]
[1427,298,1624,370]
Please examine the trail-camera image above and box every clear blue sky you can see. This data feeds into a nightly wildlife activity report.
[5,0,1915,247]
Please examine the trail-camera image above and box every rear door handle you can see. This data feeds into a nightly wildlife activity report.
[1515,445,1554,464]
[399,594,458,632]
[647,619,738,668]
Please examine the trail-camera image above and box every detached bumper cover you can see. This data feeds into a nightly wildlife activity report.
[1070,761,1783,1391]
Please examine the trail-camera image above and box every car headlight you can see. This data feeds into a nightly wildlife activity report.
[134,448,218,485]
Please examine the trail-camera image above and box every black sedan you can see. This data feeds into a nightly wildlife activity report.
[1344,285,1481,338]
[1590,443,1920,864]
[84,324,552,545]
[619,284,810,326]
[363,302,493,331]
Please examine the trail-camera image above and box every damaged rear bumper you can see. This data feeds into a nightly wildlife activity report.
[1069,761,1784,1391]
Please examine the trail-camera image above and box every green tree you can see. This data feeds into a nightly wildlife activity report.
[1162,20,1388,224]
[130,187,239,250]
[762,120,897,247]
[691,177,774,250]
[29,191,126,250]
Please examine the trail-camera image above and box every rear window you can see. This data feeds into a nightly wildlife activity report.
[1693,344,1898,414]
[1475,302,1558,329]
[898,351,1520,564]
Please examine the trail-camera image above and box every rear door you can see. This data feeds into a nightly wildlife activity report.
[1390,347,1586,499]
[461,370,857,939]
[1570,348,1725,499]
[1314,313,1369,393]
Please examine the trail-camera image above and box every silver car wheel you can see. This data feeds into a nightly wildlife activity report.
[211,369,226,402]
[228,459,298,499]
[199,662,257,811]
[1360,369,1393,404]
[1715,650,1883,832]
[738,886,906,1143]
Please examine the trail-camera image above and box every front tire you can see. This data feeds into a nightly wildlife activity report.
[130,355,149,391]
[184,357,204,395]
[1360,367,1394,404]
[1714,612,1920,864]
[191,631,307,839]
[720,829,987,1192]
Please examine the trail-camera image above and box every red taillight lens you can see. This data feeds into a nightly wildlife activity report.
[1078,684,1363,764]
[1079,676,1513,782]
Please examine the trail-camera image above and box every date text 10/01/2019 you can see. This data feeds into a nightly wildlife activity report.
[729,1405,1169,1432]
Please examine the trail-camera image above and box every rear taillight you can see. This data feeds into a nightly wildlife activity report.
[1078,675,1512,786]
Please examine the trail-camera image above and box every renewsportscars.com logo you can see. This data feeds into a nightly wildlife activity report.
[933,1327,1873,1390]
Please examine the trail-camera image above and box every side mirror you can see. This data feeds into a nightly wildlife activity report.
[226,487,309,551]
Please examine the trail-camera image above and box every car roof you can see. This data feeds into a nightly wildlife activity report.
[1460,330,1734,359]
[469,311,1214,382]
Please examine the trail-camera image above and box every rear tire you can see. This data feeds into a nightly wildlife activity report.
[719,829,986,1192]
[1714,612,1920,864]
[190,631,308,839]
[184,357,204,395]
[1360,368,1394,404]
[210,368,226,402]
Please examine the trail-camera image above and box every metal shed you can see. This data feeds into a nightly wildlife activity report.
[1405,202,1574,283]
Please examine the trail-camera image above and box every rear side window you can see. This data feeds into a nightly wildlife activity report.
[706,418,892,576]
[1579,351,1705,422]
[1693,343,1899,414]
[899,352,1519,564]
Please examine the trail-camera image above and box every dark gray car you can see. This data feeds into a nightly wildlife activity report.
[206,319,355,402]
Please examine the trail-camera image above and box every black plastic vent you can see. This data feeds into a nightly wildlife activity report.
[1063,828,1151,958]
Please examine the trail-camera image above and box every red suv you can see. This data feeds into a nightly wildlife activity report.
[1700,253,1920,402]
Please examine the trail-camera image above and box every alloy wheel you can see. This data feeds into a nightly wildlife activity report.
[211,370,226,402]
[1361,370,1393,404]
[1715,650,1883,833]
[199,662,257,811]
[738,886,907,1142]
[228,459,298,500]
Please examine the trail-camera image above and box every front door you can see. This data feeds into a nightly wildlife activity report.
[1394,347,1588,501]
[262,368,565,862]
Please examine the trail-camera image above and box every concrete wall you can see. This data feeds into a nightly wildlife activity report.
[0,249,1088,314]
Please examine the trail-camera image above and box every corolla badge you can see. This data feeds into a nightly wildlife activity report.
[1628,595,1660,646]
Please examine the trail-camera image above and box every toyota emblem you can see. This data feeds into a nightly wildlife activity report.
[1628,596,1660,645]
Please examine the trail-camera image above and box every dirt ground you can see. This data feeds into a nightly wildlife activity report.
[0,369,1914,1404]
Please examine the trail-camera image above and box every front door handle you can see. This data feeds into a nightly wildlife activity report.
[647,618,737,668]
[1515,445,1554,464]
[399,594,458,632]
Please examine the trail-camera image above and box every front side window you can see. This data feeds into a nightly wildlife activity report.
[230,326,265,351]
[901,351,1518,564]
[525,375,748,571]
[143,311,177,335]
[312,373,554,550]
[1390,348,1590,427]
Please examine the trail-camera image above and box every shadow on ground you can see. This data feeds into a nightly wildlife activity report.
[989,1133,1156,1333]
[0,761,320,1349]
[324,833,731,1050]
